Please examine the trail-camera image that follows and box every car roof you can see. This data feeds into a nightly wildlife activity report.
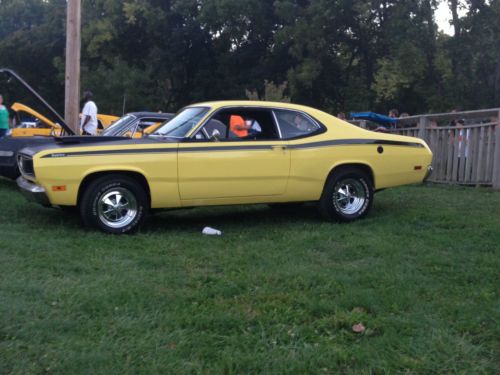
[187,100,315,112]
[126,112,174,119]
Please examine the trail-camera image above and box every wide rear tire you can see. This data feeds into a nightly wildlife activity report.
[80,175,148,234]
[319,168,373,222]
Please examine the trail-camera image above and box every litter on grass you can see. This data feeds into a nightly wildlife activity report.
[352,323,366,333]
[202,226,222,235]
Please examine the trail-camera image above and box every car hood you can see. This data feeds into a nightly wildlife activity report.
[11,102,58,128]
[0,135,133,154]
[19,137,179,157]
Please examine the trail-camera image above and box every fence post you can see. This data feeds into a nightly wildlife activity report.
[492,111,500,189]
[418,116,428,141]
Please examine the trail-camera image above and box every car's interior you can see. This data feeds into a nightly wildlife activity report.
[194,108,322,141]
[273,109,321,139]
[121,118,166,138]
[195,109,279,141]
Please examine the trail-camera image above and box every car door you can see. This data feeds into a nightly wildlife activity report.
[177,107,290,201]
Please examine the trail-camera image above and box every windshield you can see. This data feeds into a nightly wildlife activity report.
[152,107,210,138]
[102,115,134,136]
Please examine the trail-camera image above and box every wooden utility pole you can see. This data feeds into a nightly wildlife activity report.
[64,0,81,134]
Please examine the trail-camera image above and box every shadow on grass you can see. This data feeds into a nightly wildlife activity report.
[13,199,325,234]
[3,172,397,234]
[145,203,323,233]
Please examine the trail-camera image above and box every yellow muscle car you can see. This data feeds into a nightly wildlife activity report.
[16,101,433,234]
[10,103,118,137]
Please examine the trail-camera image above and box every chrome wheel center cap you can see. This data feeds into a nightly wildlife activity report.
[97,188,138,229]
[333,178,366,215]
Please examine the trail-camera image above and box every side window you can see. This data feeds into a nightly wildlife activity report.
[35,121,51,129]
[274,109,321,139]
[195,109,279,141]
[138,119,162,131]
[120,121,139,137]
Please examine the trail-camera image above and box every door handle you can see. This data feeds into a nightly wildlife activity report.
[271,145,287,151]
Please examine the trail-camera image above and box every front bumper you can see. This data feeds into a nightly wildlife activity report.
[16,177,51,207]
[423,165,433,182]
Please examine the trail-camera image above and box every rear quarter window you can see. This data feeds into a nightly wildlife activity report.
[274,109,322,139]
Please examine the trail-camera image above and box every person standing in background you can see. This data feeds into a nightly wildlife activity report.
[80,91,98,135]
[0,95,9,138]
[388,108,399,119]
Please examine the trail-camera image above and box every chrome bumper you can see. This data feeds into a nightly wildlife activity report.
[16,177,51,207]
[423,166,433,182]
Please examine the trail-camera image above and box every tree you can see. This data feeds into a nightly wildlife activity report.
[0,0,498,116]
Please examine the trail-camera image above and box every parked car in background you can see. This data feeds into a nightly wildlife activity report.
[0,112,173,180]
[0,68,133,179]
[16,101,433,234]
[10,102,119,137]
[100,112,174,138]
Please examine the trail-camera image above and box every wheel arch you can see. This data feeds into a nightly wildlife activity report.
[77,170,151,207]
[324,162,375,190]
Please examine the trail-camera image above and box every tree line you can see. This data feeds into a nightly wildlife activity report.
[0,0,499,117]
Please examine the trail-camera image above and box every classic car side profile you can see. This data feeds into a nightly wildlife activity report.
[17,101,433,234]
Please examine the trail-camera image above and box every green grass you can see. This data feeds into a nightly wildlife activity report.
[0,178,499,374]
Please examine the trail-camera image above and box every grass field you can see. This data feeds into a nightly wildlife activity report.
[0,177,499,374]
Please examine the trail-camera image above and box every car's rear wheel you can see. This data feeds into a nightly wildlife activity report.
[319,167,373,222]
[80,175,148,234]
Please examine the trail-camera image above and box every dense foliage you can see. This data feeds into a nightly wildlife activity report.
[0,0,499,116]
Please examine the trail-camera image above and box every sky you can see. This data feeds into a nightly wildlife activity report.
[435,1,455,35]
[435,1,453,35]
[434,0,493,35]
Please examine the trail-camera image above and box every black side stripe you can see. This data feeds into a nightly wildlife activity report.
[41,148,177,158]
[290,139,423,149]
[41,139,423,158]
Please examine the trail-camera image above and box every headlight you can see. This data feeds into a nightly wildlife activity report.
[17,153,35,178]
[0,150,14,157]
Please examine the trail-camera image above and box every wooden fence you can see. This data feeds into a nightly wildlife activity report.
[352,108,500,189]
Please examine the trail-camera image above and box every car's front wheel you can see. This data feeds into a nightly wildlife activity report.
[80,175,148,234]
[319,167,373,222]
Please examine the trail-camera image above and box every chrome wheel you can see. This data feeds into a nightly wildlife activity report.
[97,187,138,229]
[334,178,367,215]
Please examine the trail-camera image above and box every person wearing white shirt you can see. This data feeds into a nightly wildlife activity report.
[80,91,98,135]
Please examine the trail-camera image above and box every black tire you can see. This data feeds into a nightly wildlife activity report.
[79,175,149,234]
[318,167,373,222]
